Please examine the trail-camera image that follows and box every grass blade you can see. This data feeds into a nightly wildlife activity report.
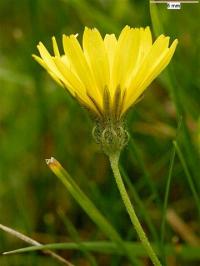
[160,144,176,265]
[173,141,200,219]
[3,241,200,260]
[58,210,98,266]
[149,2,164,36]
[129,137,161,207]
[46,157,138,264]
[160,117,182,264]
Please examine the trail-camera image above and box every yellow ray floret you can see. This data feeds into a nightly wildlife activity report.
[33,26,178,120]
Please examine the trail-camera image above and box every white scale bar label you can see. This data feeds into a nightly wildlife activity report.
[167,1,181,8]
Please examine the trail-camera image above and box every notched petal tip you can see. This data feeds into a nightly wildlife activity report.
[157,34,165,39]
[32,54,45,67]
[123,25,131,30]
[62,34,68,42]
[37,41,44,48]
[52,36,60,56]
[169,39,178,54]
[83,27,95,37]
[37,42,50,54]
[144,26,151,35]
[92,27,99,32]
[84,26,90,36]
[172,38,178,46]
[70,33,78,39]
[84,26,97,32]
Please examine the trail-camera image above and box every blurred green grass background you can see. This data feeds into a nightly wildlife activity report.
[0,0,200,265]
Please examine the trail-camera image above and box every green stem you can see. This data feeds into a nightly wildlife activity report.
[109,152,162,266]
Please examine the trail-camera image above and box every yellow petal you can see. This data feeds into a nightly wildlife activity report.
[37,42,63,80]
[138,27,152,60]
[54,56,87,97]
[123,27,152,88]
[112,26,141,92]
[62,34,102,107]
[104,34,117,69]
[127,35,170,94]
[83,27,110,94]
[104,34,117,97]
[138,39,178,93]
[32,54,47,68]
[62,34,95,91]
[32,54,64,87]
[111,26,129,89]
[124,38,178,113]
[52,36,60,56]
[53,57,102,115]
[60,55,70,68]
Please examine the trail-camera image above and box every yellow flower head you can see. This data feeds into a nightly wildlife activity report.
[33,26,178,123]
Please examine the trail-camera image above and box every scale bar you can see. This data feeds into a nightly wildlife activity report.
[150,1,199,3]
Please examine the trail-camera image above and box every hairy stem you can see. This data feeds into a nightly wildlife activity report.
[109,152,162,266]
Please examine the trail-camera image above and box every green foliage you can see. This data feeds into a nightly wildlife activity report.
[0,0,199,265]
